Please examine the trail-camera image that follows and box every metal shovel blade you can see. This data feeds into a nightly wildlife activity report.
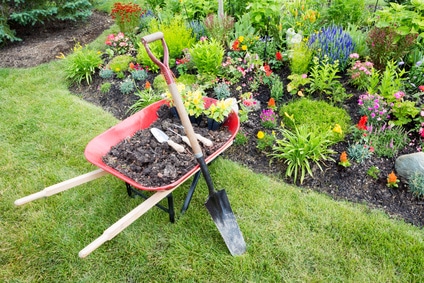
[205,189,246,256]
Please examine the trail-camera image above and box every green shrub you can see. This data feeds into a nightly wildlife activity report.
[368,125,409,158]
[323,0,367,28]
[153,74,168,93]
[131,69,148,81]
[176,74,197,86]
[99,68,114,79]
[189,38,224,76]
[408,172,424,199]
[64,43,103,85]
[347,143,372,163]
[234,131,249,146]
[136,41,161,73]
[119,78,135,95]
[100,82,112,93]
[148,17,196,62]
[270,76,284,102]
[203,13,235,47]
[289,42,313,75]
[1,0,91,43]
[108,55,134,73]
[213,83,231,99]
[279,98,351,143]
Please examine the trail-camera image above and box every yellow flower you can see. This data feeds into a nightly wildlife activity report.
[257,131,265,139]
[238,36,244,43]
[241,45,247,51]
[115,67,120,72]
[333,124,342,135]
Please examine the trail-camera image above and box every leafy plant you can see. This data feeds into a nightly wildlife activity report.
[100,82,112,93]
[308,25,355,70]
[347,55,374,91]
[367,166,380,180]
[203,13,235,47]
[234,131,249,146]
[366,26,417,70]
[270,121,336,185]
[99,68,114,79]
[128,87,162,113]
[307,56,347,103]
[408,171,424,199]
[357,93,391,126]
[377,61,406,102]
[131,69,148,81]
[119,78,135,95]
[148,16,196,62]
[367,124,409,158]
[345,23,370,58]
[270,76,284,102]
[189,38,224,76]
[289,42,313,75]
[346,143,373,163]
[391,100,420,126]
[64,43,103,85]
[213,82,231,99]
[287,73,310,95]
[324,0,368,27]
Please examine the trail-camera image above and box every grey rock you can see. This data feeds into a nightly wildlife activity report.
[395,152,424,181]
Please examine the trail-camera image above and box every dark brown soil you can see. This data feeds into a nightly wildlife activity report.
[2,10,423,227]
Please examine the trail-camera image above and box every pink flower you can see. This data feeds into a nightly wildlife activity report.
[394,91,405,100]
[301,74,307,79]
[419,85,424,92]
[349,53,359,59]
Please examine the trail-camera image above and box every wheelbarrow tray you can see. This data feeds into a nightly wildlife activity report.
[84,97,239,191]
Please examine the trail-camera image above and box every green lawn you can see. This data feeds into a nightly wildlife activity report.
[1,59,424,282]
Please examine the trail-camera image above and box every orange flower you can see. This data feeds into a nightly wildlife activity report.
[339,151,351,167]
[145,81,151,89]
[340,151,348,163]
[387,171,399,188]
[268,97,276,108]
[129,62,135,70]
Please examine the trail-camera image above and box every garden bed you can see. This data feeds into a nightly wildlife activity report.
[2,10,423,228]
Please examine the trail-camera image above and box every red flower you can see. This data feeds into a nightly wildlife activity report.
[232,39,240,51]
[263,64,272,76]
[419,85,424,92]
[276,51,283,61]
[268,98,276,108]
[357,115,368,130]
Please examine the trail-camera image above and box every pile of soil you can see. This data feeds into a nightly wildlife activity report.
[103,104,232,187]
[2,10,423,227]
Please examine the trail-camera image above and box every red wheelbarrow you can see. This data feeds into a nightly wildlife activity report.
[15,32,246,258]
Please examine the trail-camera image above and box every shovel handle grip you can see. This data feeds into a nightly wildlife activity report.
[142,32,163,43]
[195,134,213,147]
[181,135,191,146]
[167,140,185,153]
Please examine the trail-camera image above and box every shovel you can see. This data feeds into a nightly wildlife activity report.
[142,32,246,256]
[151,127,185,153]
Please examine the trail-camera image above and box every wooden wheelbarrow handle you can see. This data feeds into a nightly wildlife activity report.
[79,186,179,258]
[14,169,108,206]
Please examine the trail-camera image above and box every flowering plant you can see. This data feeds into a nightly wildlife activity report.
[111,2,144,34]
[387,171,399,188]
[260,108,278,129]
[338,151,351,167]
[183,88,205,118]
[358,93,390,126]
[347,54,374,91]
[204,98,234,123]
[256,130,275,151]
[105,32,134,55]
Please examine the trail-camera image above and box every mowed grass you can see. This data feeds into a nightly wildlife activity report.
[1,60,424,282]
